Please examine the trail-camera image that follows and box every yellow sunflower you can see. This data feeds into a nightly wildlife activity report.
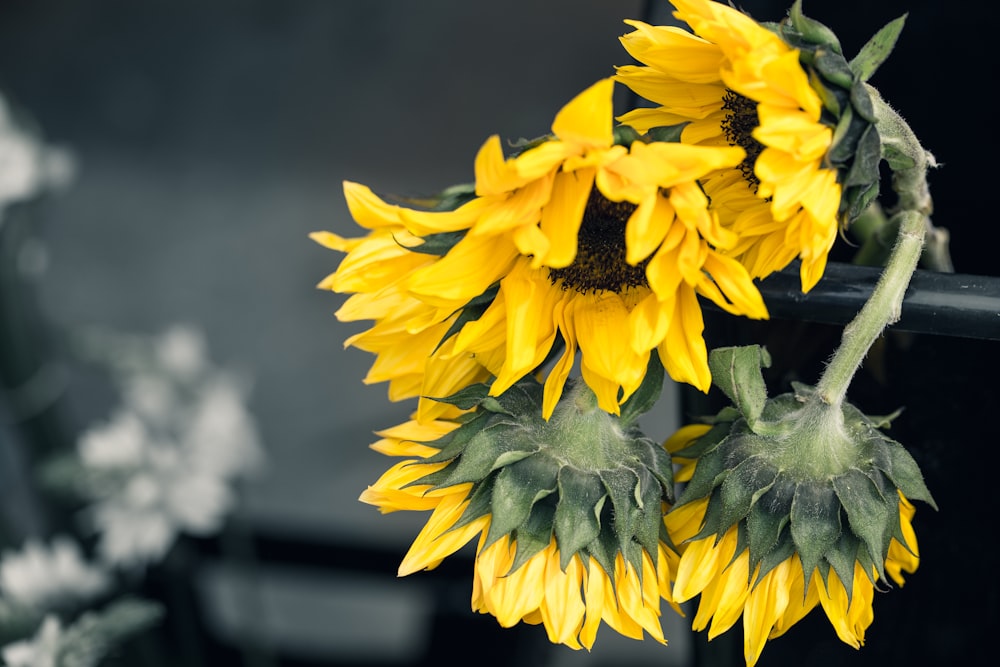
[616,0,876,291]
[359,376,684,650]
[660,346,934,667]
[665,493,920,667]
[314,77,768,420]
[310,204,492,422]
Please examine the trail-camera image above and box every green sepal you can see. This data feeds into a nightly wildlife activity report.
[745,476,795,570]
[633,437,674,500]
[871,439,937,510]
[718,455,778,530]
[864,407,904,429]
[554,468,607,570]
[787,0,842,54]
[812,48,854,90]
[882,141,916,170]
[672,421,733,460]
[613,125,642,147]
[619,350,664,428]
[832,468,892,581]
[789,482,843,587]
[825,530,862,602]
[691,487,729,543]
[850,14,907,82]
[754,527,797,586]
[708,345,771,427]
[810,69,841,116]
[450,475,496,530]
[676,437,732,506]
[600,467,644,559]
[849,80,876,123]
[406,230,467,256]
[485,454,560,548]
[442,422,539,486]
[433,285,499,353]
[418,412,491,464]
[843,125,881,187]
[586,507,623,582]
[430,383,491,410]
[390,183,476,213]
[509,501,555,573]
[646,123,689,143]
[634,466,667,560]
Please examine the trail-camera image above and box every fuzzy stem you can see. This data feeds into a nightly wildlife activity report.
[815,91,933,406]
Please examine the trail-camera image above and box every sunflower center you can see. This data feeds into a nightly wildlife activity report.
[547,188,648,294]
[721,90,764,191]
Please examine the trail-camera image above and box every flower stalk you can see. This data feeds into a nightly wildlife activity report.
[815,90,933,406]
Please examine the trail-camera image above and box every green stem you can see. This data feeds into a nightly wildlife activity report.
[815,91,934,406]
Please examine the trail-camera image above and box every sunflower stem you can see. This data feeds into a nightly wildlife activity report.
[815,91,932,406]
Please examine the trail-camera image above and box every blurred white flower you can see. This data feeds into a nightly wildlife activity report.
[156,324,207,382]
[1,615,62,667]
[73,324,265,569]
[0,537,109,612]
[0,94,74,221]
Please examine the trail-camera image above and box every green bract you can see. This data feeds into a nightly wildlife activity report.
[411,354,674,576]
[675,345,935,592]
[769,0,907,224]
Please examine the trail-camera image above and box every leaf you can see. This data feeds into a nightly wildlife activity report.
[849,14,908,82]
[708,345,771,427]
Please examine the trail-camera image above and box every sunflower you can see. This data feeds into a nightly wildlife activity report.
[314,77,768,420]
[665,493,920,667]
[616,0,882,291]
[310,191,492,422]
[359,373,684,650]
[660,345,934,667]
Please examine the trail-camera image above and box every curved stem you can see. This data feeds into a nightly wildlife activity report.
[815,92,933,406]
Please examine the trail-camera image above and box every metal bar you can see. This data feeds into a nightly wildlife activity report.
[749,262,1000,340]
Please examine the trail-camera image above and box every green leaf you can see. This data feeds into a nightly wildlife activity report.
[849,14,907,82]
[708,345,771,427]
[843,124,882,187]
[813,48,855,90]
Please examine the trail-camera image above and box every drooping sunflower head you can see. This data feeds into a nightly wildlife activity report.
[359,364,685,650]
[616,0,907,291]
[661,346,934,666]
[314,77,770,421]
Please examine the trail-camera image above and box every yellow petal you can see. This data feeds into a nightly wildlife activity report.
[551,78,614,149]
[539,168,595,268]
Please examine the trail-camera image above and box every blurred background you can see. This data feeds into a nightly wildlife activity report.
[0,1,996,666]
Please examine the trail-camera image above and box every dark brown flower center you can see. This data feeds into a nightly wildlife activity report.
[721,90,763,191]
[547,187,648,294]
